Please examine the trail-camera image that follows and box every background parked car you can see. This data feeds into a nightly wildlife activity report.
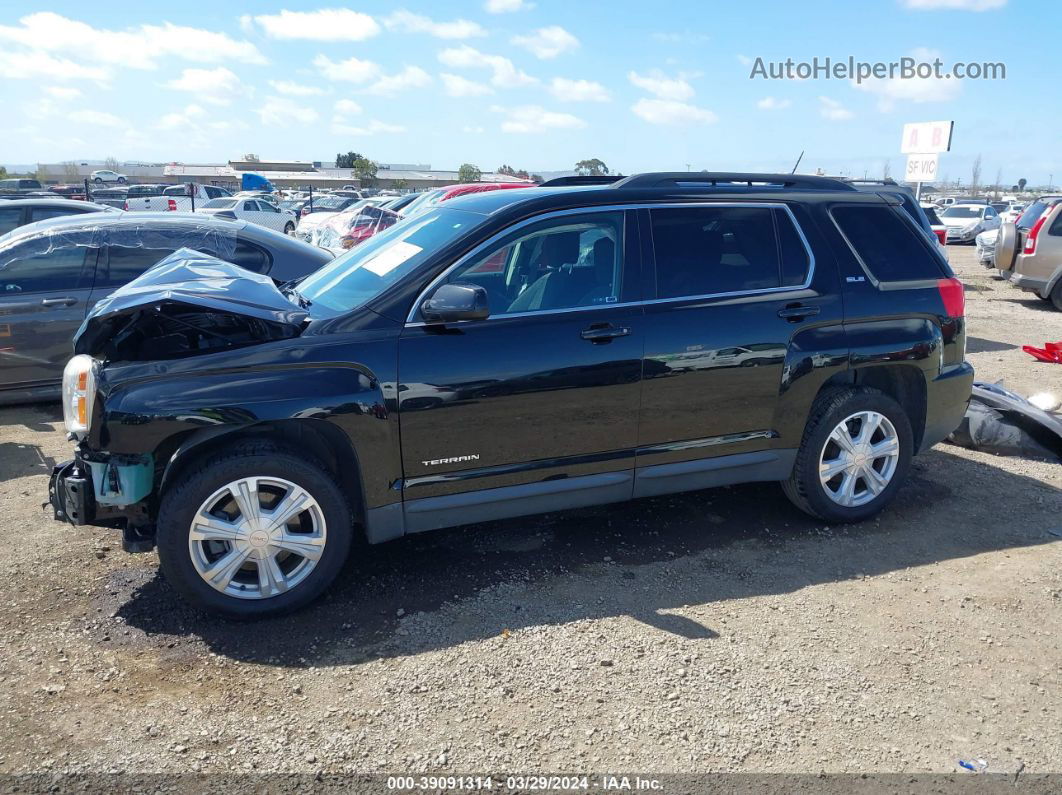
[90,169,126,184]
[123,183,231,212]
[0,178,44,195]
[993,195,1062,276]
[196,197,298,235]
[88,186,128,209]
[294,196,389,243]
[920,203,949,258]
[0,212,333,403]
[1006,199,1062,308]
[940,204,1000,244]
[48,185,88,200]
[0,198,117,237]
[400,182,535,219]
[975,227,998,268]
[1000,203,1025,224]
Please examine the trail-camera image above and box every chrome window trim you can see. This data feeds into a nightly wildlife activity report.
[405,200,816,325]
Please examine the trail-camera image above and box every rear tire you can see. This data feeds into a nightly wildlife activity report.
[156,441,353,619]
[117,177,126,184]
[93,177,102,184]
[1050,281,1062,312]
[782,387,913,523]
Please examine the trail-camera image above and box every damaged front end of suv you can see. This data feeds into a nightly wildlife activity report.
[49,249,311,551]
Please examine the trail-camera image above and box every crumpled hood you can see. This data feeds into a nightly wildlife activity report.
[74,248,308,356]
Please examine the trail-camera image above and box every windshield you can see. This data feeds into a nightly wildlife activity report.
[399,190,444,217]
[941,206,983,219]
[1017,200,1052,229]
[202,198,237,209]
[309,196,351,210]
[296,208,478,315]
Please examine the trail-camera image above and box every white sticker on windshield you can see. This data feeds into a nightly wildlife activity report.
[363,240,422,277]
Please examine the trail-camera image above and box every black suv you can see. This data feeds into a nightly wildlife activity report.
[49,173,974,617]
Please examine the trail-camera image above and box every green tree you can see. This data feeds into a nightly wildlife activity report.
[1018,177,1027,192]
[0,166,7,179]
[515,169,530,180]
[336,151,366,169]
[352,157,378,187]
[458,163,482,183]
[575,158,608,176]
[497,164,517,177]
[103,156,120,170]
[530,174,544,183]
[392,179,408,190]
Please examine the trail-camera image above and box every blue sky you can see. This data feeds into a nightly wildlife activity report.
[1,0,1057,184]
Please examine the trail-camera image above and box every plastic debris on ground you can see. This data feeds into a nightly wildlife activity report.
[948,381,1062,460]
[1022,340,1062,363]
[1028,392,1062,412]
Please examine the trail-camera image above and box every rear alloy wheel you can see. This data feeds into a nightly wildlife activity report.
[782,387,913,522]
[157,443,352,618]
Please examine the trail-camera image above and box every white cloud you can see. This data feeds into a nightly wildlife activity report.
[331,119,406,136]
[438,45,537,88]
[901,0,1005,9]
[257,96,320,127]
[383,10,486,39]
[485,0,534,11]
[68,109,125,128]
[736,54,754,66]
[314,54,380,83]
[756,96,791,110]
[157,103,207,130]
[362,65,432,96]
[269,80,326,96]
[627,70,694,101]
[165,67,245,106]
[493,104,586,133]
[251,9,379,41]
[0,49,111,81]
[549,77,610,102]
[462,125,486,133]
[853,48,962,110]
[818,96,853,121]
[333,99,363,116]
[631,98,716,125]
[44,85,82,100]
[441,73,494,97]
[0,12,265,68]
[511,26,579,59]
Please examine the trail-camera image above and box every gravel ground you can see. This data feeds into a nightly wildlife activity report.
[0,245,1059,780]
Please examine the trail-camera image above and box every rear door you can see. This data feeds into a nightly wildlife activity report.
[635,202,845,495]
[0,244,99,389]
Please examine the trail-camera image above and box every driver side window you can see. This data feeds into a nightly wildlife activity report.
[444,212,624,316]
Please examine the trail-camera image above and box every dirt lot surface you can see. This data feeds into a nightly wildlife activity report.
[0,246,1059,781]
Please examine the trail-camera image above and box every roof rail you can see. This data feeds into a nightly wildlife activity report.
[611,172,858,191]
[539,175,623,187]
[843,178,899,186]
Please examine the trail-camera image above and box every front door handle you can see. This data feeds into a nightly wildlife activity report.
[580,324,631,343]
[40,297,78,308]
[777,304,820,321]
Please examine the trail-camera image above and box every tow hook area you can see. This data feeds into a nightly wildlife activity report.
[122,525,156,554]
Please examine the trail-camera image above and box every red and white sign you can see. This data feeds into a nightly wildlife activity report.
[900,121,953,154]
[905,153,939,182]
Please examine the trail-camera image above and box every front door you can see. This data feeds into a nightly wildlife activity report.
[635,203,844,494]
[397,210,643,531]
[0,244,99,391]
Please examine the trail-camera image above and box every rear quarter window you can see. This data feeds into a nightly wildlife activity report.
[831,204,946,283]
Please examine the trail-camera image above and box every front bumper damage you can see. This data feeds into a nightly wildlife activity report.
[49,451,157,552]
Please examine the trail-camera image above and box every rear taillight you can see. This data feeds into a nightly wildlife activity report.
[933,229,946,245]
[167,198,177,211]
[122,201,129,211]
[1023,215,1047,255]
[937,277,965,318]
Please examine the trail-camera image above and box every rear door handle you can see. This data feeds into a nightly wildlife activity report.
[777,304,820,321]
[581,325,631,343]
[40,297,78,308]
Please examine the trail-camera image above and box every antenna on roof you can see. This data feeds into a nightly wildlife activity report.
[791,150,804,174]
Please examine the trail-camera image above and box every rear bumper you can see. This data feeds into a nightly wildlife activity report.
[1009,271,1049,296]
[920,361,975,452]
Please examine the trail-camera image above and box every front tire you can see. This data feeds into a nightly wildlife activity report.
[284,222,295,235]
[93,177,103,184]
[117,177,127,184]
[782,387,913,523]
[156,441,353,618]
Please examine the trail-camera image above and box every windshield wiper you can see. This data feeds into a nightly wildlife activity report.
[282,285,312,308]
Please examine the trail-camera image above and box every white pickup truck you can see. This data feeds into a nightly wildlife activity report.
[122,183,232,212]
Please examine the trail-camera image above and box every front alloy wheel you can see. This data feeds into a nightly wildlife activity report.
[156,442,352,618]
[189,476,327,600]
[818,411,900,507]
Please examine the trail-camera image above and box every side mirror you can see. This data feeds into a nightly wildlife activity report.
[421,283,490,323]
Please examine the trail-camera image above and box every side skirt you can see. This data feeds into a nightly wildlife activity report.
[363,448,798,542]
